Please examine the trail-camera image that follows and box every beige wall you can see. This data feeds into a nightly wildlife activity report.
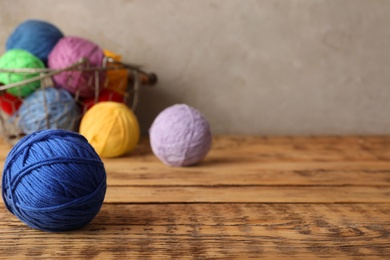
[1,0,390,135]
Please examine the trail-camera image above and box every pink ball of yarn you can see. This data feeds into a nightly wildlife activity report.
[149,104,212,167]
[48,36,105,97]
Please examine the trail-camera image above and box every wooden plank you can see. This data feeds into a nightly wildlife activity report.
[100,136,390,186]
[202,136,390,162]
[0,204,388,259]
[2,136,390,187]
[120,136,390,163]
[104,161,390,186]
[1,135,390,168]
[2,135,390,165]
[105,186,390,203]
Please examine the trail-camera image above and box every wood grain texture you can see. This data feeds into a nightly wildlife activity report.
[102,136,390,186]
[0,204,389,259]
[105,186,390,203]
[0,135,390,259]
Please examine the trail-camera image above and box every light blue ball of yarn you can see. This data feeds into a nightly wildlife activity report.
[6,19,64,64]
[17,87,80,134]
[1,129,107,232]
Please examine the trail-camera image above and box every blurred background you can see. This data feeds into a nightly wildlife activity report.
[1,0,390,135]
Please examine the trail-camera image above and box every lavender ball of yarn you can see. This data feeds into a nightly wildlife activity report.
[17,87,80,134]
[149,104,212,167]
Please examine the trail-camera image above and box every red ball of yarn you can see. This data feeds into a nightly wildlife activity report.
[0,92,22,115]
[81,89,125,112]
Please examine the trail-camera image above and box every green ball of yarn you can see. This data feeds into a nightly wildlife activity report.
[0,49,45,97]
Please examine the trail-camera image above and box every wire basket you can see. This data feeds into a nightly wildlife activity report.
[0,57,157,145]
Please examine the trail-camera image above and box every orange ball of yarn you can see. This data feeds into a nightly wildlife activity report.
[103,50,129,96]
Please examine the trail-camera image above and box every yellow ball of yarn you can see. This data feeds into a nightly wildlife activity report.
[79,101,140,158]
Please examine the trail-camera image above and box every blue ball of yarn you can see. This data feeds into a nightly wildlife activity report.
[17,87,80,134]
[1,129,107,232]
[6,19,64,64]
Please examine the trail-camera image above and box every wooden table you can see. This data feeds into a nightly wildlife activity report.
[0,136,389,259]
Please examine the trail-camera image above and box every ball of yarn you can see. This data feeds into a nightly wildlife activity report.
[17,87,80,134]
[48,36,105,98]
[0,49,45,97]
[79,102,140,158]
[103,50,129,96]
[149,104,212,167]
[0,92,22,115]
[6,19,64,64]
[1,129,107,232]
[81,89,125,112]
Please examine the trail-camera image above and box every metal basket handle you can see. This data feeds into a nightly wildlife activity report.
[0,58,89,91]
